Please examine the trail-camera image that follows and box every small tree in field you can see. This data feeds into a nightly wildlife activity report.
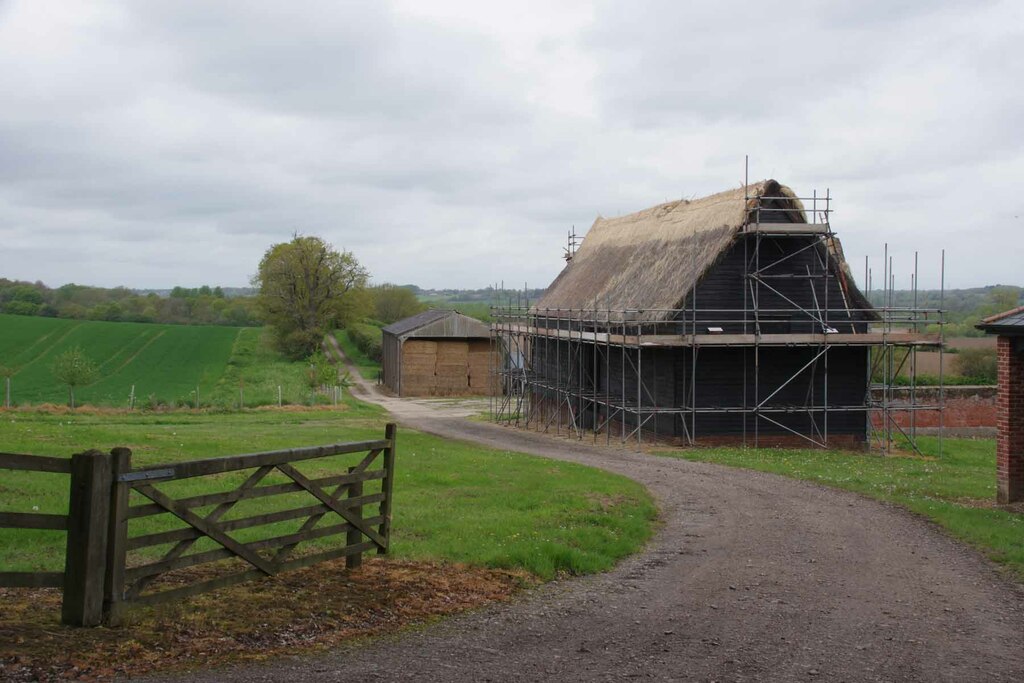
[304,350,337,404]
[51,347,99,409]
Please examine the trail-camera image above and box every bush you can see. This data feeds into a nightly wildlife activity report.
[348,323,383,362]
[955,348,997,383]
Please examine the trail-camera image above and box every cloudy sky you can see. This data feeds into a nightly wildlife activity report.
[0,0,1020,292]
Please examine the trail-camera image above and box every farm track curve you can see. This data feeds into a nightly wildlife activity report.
[149,337,1024,682]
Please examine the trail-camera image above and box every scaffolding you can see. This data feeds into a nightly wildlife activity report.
[489,190,945,454]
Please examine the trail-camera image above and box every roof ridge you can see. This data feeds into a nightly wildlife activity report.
[981,305,1024,324]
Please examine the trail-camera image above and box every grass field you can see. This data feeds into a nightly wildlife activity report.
[656,437,1024,580]
[0,314,326,408]
[0,406,655,580]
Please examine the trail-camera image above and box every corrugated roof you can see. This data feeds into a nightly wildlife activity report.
[382,309,490,339]
[977,306,1024,334]
[381,309,453,336]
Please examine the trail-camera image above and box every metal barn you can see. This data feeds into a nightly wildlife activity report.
[381,309,491,397]
[491,180,943,450]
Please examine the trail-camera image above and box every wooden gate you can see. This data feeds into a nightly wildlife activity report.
[105,423,396,625]
[1,424,397,627]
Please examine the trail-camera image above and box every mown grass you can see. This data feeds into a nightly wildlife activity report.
[0,407,655,580]
[655,437,1024,580]
[335,328,381,380]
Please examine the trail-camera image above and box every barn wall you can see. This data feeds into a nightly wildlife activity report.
[686,346,868,439]
[530,337,595,427]
[381,332,401,394]
[527,340,868,442]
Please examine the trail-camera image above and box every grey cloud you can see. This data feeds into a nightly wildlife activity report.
[0,0,1021,291]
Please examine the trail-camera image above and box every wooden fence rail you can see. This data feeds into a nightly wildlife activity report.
[0,452,72,591]
[0,424,397,627]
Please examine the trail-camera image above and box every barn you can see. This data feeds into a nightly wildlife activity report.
[977,307,1024,503]
[381,309,491,397]
[492,180,940,448]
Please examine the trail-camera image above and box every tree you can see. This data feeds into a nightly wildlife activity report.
[51,347,99,409]
[956,348,997,383]
[254,235,369,359]
[372,284,426,324]
[304,350,338,404]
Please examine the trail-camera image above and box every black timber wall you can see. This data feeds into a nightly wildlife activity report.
[681,346,868,437]
[679,234,870,334]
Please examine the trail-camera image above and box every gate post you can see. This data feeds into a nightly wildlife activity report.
[378,422,396,555]
[104,447,132,626]
[61,450,112,626]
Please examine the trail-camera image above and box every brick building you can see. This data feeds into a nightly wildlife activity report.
[977,307,1024,503]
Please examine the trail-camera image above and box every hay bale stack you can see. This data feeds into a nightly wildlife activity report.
[467,340,491,392]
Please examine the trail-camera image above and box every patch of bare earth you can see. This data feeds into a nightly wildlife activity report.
[0,558,531,682]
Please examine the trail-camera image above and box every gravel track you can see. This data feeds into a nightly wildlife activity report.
[146,340,1024,682]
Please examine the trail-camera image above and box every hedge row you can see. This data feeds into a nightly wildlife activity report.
[348,323,383,362]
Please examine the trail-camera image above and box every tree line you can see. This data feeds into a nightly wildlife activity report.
[867,285,1023,337]
[0,280,262,327]
[0,266,429,338]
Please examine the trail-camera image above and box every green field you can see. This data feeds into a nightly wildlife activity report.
[0,406,655,580]
[0,314,328,408]
[656,437,1024,580]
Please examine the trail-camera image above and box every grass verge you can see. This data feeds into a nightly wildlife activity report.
[334,329,380,380]
[654,436,1024,580]
[1,406,655,678]
[0,408,655,578]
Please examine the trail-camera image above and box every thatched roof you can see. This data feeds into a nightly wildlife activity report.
[535,180,869,321]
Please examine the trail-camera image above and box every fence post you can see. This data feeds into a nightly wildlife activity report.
[104,448,132,626]
[346,465,363,570]
[378,422,396,555]
[61,450,112,626]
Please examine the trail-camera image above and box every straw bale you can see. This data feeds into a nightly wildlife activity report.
[403,367,437,376]
[435,342,469,359]
[438,366,473,376]
[402,373,437,386]
[403,340,438,354]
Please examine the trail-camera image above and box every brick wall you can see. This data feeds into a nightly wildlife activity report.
[870,386,996,429]
[997,335,1024,503]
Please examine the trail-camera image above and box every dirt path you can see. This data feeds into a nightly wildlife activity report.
[152,338,1024,682]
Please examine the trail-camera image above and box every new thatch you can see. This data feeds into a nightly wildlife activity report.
[535,179,869,321]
